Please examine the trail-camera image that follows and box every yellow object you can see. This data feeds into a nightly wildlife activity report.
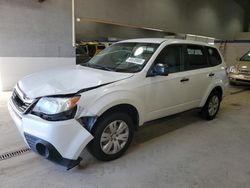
[78,42,106,57]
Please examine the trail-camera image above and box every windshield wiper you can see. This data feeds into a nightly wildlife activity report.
[92,64,115,71]
[81,62,114,72]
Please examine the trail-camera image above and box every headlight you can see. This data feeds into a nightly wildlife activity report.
[33,96,80,115]
[229,66,238,74]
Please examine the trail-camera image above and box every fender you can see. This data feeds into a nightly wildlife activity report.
[79,89,145,126]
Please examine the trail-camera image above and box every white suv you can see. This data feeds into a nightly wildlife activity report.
[8,38,227,169]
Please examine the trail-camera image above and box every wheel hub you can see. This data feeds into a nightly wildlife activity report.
[208,95,219,116]
[100,120,129,155]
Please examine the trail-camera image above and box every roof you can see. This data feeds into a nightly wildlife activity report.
[118,38,215,47]
[119,38,167,44]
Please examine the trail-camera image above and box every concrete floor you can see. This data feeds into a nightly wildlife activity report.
[0,86,250,188]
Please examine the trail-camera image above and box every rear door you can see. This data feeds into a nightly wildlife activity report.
[181,44,215,106]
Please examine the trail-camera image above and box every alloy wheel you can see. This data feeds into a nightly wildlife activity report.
[100,120,129,155]
[208,95,219,116]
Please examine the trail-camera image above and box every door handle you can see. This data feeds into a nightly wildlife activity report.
[209,72,215,77]
[180,78,189,82]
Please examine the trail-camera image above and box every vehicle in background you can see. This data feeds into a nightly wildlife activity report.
[76,45,91,64]
[228,51,250,85]
[76,42,106,64]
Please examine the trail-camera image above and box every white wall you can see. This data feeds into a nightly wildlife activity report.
[223,43,250,66]
[218,32,250,67]
[0,0,74,57]
[0,0,75,91]
[0,57,75,91]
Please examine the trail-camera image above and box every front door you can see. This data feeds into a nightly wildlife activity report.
[144,44,190,121]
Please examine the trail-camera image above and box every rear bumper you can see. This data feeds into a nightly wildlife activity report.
[229,74,250,84]
[8,100,94,168]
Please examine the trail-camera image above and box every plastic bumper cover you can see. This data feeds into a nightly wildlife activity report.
[8,101,94,168]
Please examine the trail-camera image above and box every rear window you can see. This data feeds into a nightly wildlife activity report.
[207,47,222,66]
[184,45,208,70]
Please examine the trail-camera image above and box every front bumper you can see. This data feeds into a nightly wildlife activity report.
[8,100,93,168]
[228,74,250,85]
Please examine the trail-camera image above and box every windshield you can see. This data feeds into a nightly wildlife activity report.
[240,51,250,61]
[81,42,159,73]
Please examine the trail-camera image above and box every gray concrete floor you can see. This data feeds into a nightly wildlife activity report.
[0,86,250,188]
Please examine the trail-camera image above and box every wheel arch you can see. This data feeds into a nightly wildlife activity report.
[211,86,223,100]
[200,84,224,107]
[95,103,140,131]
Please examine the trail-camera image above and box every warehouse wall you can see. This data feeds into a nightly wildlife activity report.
[0,0,75,90]
[76,22,168,41]
[75,0,245,40]
[0,0,247,91]
[220,32,250,67]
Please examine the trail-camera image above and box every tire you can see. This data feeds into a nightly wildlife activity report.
[87,112,134,161]
[200,91,221,120]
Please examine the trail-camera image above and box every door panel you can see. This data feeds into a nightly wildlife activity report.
[144,72,191,121]
[182,45,212,105]
[180,68,213,104]
[144,44,189,121]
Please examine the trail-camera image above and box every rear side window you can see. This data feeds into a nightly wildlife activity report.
[184,45,208,70]
[207,47,222,66]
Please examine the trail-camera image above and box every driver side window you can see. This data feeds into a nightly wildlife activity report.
[154,45,182,73]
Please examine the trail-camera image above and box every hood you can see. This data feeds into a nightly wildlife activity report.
[18,65,133,99]
[236,61,250,70]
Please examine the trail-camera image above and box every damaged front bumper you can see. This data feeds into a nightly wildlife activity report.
[8,100,94,169]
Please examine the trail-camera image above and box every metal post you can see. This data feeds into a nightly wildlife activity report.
[72,0,75,47]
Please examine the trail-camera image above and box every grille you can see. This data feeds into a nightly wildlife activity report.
[236,79,250,83]
[11,89,32,113]
[239,70,250,76]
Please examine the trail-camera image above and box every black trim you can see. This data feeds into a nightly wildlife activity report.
[31,106,77,121]
[39,82,116,98]
[77,116,98,131]
[31,83,112,99]
[76,82,115,94]
[24,133,81,170]
[235,79,250,84]
[180,78,189,82]
[42,76,133,98]
[215,40,250,43]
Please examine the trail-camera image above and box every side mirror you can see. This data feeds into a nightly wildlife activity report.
[152,63,169,76]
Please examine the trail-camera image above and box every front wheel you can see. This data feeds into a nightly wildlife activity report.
[87,112,134,161]
[200,91,221,120]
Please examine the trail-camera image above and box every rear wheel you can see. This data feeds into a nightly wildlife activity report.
[88,112,134,161]
[201,91,221,120]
